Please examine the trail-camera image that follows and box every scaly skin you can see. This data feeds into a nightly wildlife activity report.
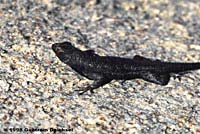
[52,41,200,95]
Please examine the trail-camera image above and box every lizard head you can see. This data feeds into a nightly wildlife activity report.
[52,41,80,63]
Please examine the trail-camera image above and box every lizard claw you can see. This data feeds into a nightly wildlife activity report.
[75,86,94,95]
[78,90,88,95]
[90,89,94,94]
[172,74,181,81]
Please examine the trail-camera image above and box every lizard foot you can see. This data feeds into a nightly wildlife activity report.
[75,87,94,95]
[172,74,182,81]
[74,79,111,95]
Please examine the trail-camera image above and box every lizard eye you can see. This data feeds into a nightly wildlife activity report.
[59,42,74,50]
[61,44,70,50]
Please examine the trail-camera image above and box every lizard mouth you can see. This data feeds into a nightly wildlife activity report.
[52,43,59,52]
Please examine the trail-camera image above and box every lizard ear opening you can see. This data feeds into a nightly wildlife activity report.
[140,72,170,85]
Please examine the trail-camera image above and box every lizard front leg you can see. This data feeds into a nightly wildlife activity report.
[76,78,112,95]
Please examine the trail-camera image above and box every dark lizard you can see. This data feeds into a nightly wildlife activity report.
[52,41,200,95]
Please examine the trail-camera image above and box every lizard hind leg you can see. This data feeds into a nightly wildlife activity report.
[141,72,170,86]
[171,71,190,81]
[171,74,182,81]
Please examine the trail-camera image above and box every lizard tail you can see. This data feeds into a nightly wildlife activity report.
[140,63,200,86]
[166,62,200,73]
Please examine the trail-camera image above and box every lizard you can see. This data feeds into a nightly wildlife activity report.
[52,41,200,95]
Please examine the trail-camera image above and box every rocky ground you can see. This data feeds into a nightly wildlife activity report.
[0,0,200,133]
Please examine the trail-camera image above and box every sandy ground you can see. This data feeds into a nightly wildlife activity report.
[0,0,200,133]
